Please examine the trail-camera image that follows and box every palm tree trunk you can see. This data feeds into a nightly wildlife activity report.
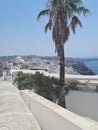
[58,45,66,108]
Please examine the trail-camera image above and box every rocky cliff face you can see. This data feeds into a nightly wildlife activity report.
[65,61,95,75]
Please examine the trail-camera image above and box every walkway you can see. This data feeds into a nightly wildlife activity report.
[0,80,41,130]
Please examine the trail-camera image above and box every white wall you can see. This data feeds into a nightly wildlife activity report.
[20,91,98,130]
[66,91,98,121]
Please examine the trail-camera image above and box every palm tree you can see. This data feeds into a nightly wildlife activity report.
[37,0,89,108]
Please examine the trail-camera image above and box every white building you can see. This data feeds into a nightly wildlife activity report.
[14,56,25,64]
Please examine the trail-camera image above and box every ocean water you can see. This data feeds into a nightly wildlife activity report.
[85,60,98,75]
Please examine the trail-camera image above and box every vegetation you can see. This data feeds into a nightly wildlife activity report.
[0,63,3,77]
[0,69,2,77]
[15,72,98,105]
[37,0,89,108]
[66,81,98,93]
[65,80,81,93]
[15,72,59,102]
[96,86,98,92]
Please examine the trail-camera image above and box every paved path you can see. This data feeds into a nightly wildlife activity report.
[0,80,41,130]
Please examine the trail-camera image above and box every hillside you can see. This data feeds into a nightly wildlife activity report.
[65,61,95,75]
[0,55,95,75]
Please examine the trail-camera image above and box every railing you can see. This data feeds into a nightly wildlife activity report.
[19,90,98,130]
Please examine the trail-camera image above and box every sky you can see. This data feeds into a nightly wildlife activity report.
[0,0,98,58]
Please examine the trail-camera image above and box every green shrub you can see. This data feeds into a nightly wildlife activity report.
[0,64,3,77]
[15,72,59,102]
[96,86,98,92]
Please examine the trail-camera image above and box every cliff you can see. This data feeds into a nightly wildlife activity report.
[65,61,95,75]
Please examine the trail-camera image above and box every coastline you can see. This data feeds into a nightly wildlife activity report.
[84,60,98,75]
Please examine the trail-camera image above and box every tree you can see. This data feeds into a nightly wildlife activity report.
[37,0,89,108]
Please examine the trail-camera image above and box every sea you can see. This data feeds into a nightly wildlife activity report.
[84,60,98,75]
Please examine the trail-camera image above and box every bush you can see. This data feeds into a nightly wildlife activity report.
[65,80,80,92]
[0,64,3,77]
[14,72,59,102]
[96,86,98,92]
[14,72,34,90]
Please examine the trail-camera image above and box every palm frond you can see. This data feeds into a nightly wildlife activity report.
[37,9,50,20]
[64,26,70,42]
[45,23,50,33]
[78,6,90,16]
[69,3,78,12]
[70,15,82,33]
[52,0,58,6]
[45,19,52,32]
[37,0,89,50]
[73,0,82,5]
